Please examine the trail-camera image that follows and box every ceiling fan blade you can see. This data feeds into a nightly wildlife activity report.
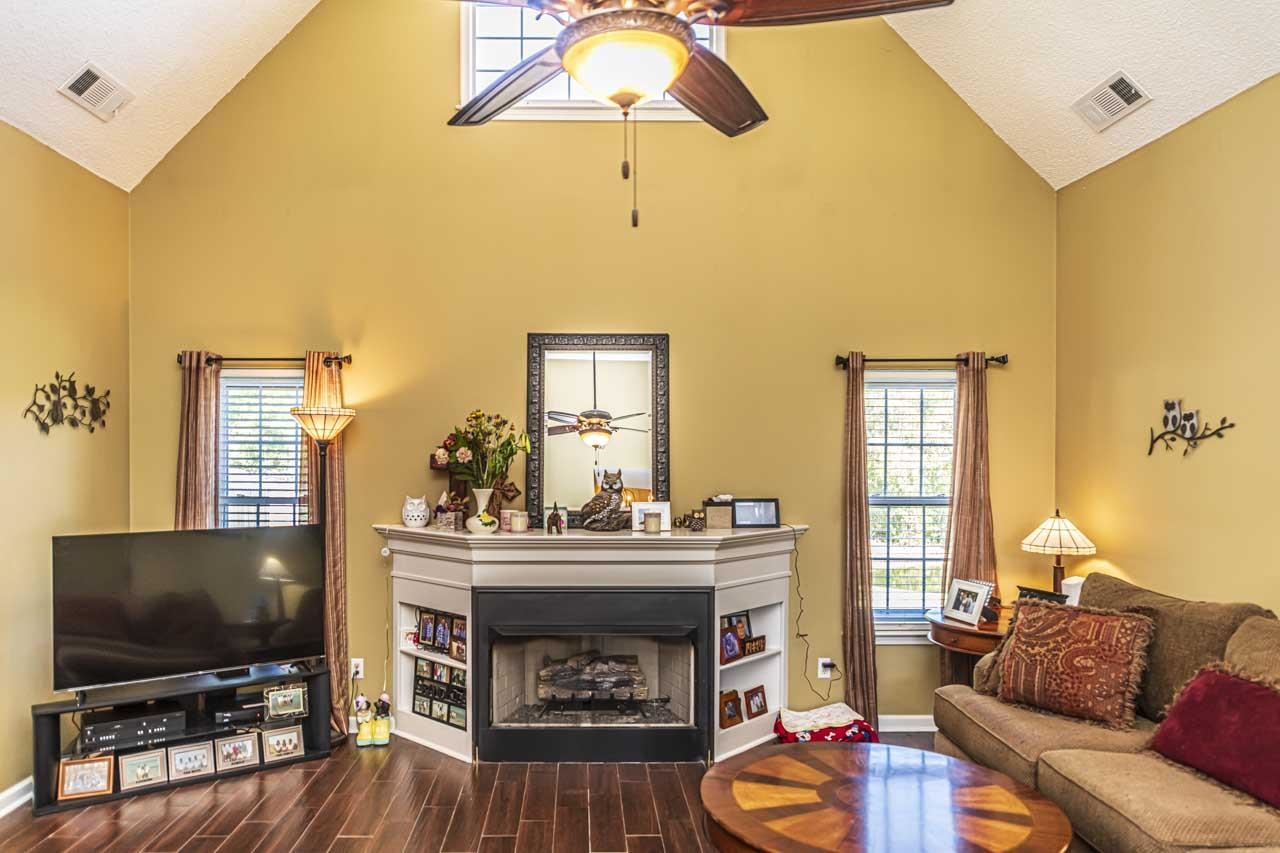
[612,427,650,434]
[449,47,564,126]
[547,425,580,436]
[547,410,582,424]
[668,45,768,137]
[694,0,952,26]
[608,413,649,422]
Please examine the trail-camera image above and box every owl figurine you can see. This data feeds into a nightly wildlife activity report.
[580,470,632,531]
[1162,400,1182,432]
[402,495,429,528]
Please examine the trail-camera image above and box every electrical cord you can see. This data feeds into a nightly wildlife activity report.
[783,523,843,703]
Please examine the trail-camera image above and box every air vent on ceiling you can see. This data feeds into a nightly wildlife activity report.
[58,63,133,121]
[1072,71,1150,132]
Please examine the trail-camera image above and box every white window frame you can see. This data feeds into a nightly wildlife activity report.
[865,370,956,645]
[217,368,309,529]
[459,5,726,122]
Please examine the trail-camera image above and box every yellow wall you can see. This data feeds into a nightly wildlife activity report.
[125,0,1057,717]
[0,121,130,787]
[1057,76,1280,613]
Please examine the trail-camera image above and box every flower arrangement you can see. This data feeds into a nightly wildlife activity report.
[435,410,530,490]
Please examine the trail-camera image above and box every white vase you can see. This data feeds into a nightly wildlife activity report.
[465,488,498,535]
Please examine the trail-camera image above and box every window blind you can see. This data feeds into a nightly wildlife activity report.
[218,372,308,528]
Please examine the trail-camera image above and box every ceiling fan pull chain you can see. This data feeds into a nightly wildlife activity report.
[631,108,640,228]
[621,111,630,180]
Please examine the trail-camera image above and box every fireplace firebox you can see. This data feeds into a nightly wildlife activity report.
[474,588,713,762]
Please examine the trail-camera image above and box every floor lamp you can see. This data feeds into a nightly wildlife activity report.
[290,405,356,741]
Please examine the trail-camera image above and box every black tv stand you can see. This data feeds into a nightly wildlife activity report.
[214,667,252,680]
[31,665,330,815]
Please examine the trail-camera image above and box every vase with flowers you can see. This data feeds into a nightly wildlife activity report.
[434,411,530,535]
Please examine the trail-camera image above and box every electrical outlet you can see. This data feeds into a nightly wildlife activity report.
[350,658,365,680]
[817,657,834,679]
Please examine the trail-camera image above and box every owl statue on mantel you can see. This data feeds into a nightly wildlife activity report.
[580,469,633,532]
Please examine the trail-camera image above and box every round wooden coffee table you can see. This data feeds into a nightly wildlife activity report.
[701,743,1071,852]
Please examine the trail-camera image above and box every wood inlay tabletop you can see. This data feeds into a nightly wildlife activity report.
[700,743,1072,853]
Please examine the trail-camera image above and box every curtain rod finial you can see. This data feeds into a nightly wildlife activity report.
[834,354,850,370]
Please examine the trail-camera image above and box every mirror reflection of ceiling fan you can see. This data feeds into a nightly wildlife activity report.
[547,352,649,452]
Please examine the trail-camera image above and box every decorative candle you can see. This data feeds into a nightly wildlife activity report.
[500,509,515,533]
[510,512,529,534]
[644,512,662,534]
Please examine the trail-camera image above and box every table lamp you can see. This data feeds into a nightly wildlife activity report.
[1020,509,1096,593]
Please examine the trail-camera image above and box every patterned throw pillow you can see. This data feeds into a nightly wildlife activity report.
[1151,665,1280,810]
[999,601,1154,728]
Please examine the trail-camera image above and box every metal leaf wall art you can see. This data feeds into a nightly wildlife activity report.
[22,371,111,434]
[1148,399,1234,456]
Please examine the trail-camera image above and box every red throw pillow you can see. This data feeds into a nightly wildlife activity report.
[999,600,1154,728]
[1151,666,1280,809]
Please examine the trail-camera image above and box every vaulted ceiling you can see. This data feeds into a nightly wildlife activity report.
[2,0,1276,191]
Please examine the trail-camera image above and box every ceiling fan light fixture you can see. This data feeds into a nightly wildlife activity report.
[579,424,613,449]
[557,10,695,111]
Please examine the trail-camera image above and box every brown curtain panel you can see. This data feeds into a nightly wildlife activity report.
[842,352,879,729]
[943,351,999,595]
[174,351,221,530]
[304,351,350,738]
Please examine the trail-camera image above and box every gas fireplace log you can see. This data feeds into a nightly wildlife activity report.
[537,651,649,702]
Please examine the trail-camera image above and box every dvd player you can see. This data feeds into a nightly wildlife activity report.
[81,702,186,751]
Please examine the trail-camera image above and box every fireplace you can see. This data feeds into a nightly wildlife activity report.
[474,588,713,762]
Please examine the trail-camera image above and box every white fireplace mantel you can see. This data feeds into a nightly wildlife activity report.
[374,523,807,763]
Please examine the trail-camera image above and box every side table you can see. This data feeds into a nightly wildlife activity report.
[925,607,1010,687]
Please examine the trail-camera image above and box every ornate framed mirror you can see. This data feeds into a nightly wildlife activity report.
[526,333,669,528]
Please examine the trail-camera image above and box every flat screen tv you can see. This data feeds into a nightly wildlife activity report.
[52,525,325,691]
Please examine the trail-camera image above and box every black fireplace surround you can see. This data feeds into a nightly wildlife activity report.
[473,587,714,762]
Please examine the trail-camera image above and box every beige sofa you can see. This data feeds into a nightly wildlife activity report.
[933,575,1280,852]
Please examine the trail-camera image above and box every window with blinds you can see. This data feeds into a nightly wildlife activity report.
[865,373,957,618]
[218,370,308,528]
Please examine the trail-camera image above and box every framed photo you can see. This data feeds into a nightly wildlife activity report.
[720,611,752,640]
[431,700,449,722]
[413,695,430,717]
[417,611,435,649]
[118,748,167,792]
[744,686,769,719]
[57,755,114,801]
[446,685,467,706]
[450,667,467,688]
[719,626,743,665]
[732,498,780,529]
[719,690,744,729]
[449,638,468,663]
[263,682,308,721]
[215,733,260,773]
[432,661,449,683]
[447,705,467,730]
[743,635,767,656]
[262,725,304,764]
[943,578,994,626]
[168,742,215,781]
[416,658,430,678]
[630,501,673,532]
[434,616,453,651]
[452,616,467,642]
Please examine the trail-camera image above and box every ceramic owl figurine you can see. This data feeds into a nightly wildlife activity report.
[581,470,633,531]
[402,495,429,528]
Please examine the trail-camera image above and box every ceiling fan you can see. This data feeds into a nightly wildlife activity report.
[547,352,649,451]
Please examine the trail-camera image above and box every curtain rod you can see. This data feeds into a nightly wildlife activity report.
[833,353,1009,370]
[175,354,353,369]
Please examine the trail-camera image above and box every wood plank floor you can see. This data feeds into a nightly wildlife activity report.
[0,733,931,852]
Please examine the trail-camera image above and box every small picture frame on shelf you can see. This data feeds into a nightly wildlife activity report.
[720,626,743,665]
[744,685,769,719]
[447,705,467,729]
[215,733,260,773]
[168,742,215,780]
[943,578,994,627]
[413,696,430,717]
[434,616,452,651]
[449,638,467,663]
[118,748,166,792]
[57,754,114,801]
[263,683,308,720]
[433,661,449,683]
[630,501,673,531]
[446,685,467,706]
[417,611,435,649]
[743,635,767,656]
[719,690,744,729]
[731,498,780,529]
[415,658,430,678]
[721,611,752,640]
[431,700,449,722]
[450,667,467,688]
[262,725,304,764]
[452,616,467,642]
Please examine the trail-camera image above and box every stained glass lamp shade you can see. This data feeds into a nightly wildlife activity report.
[289,406,356,443]
[1021,509,1096,592]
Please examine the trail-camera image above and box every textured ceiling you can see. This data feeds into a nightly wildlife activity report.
[0,0,320,190]
[888,0,1280,188]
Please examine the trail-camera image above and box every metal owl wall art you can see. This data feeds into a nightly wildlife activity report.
[1149,399,1235,456]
